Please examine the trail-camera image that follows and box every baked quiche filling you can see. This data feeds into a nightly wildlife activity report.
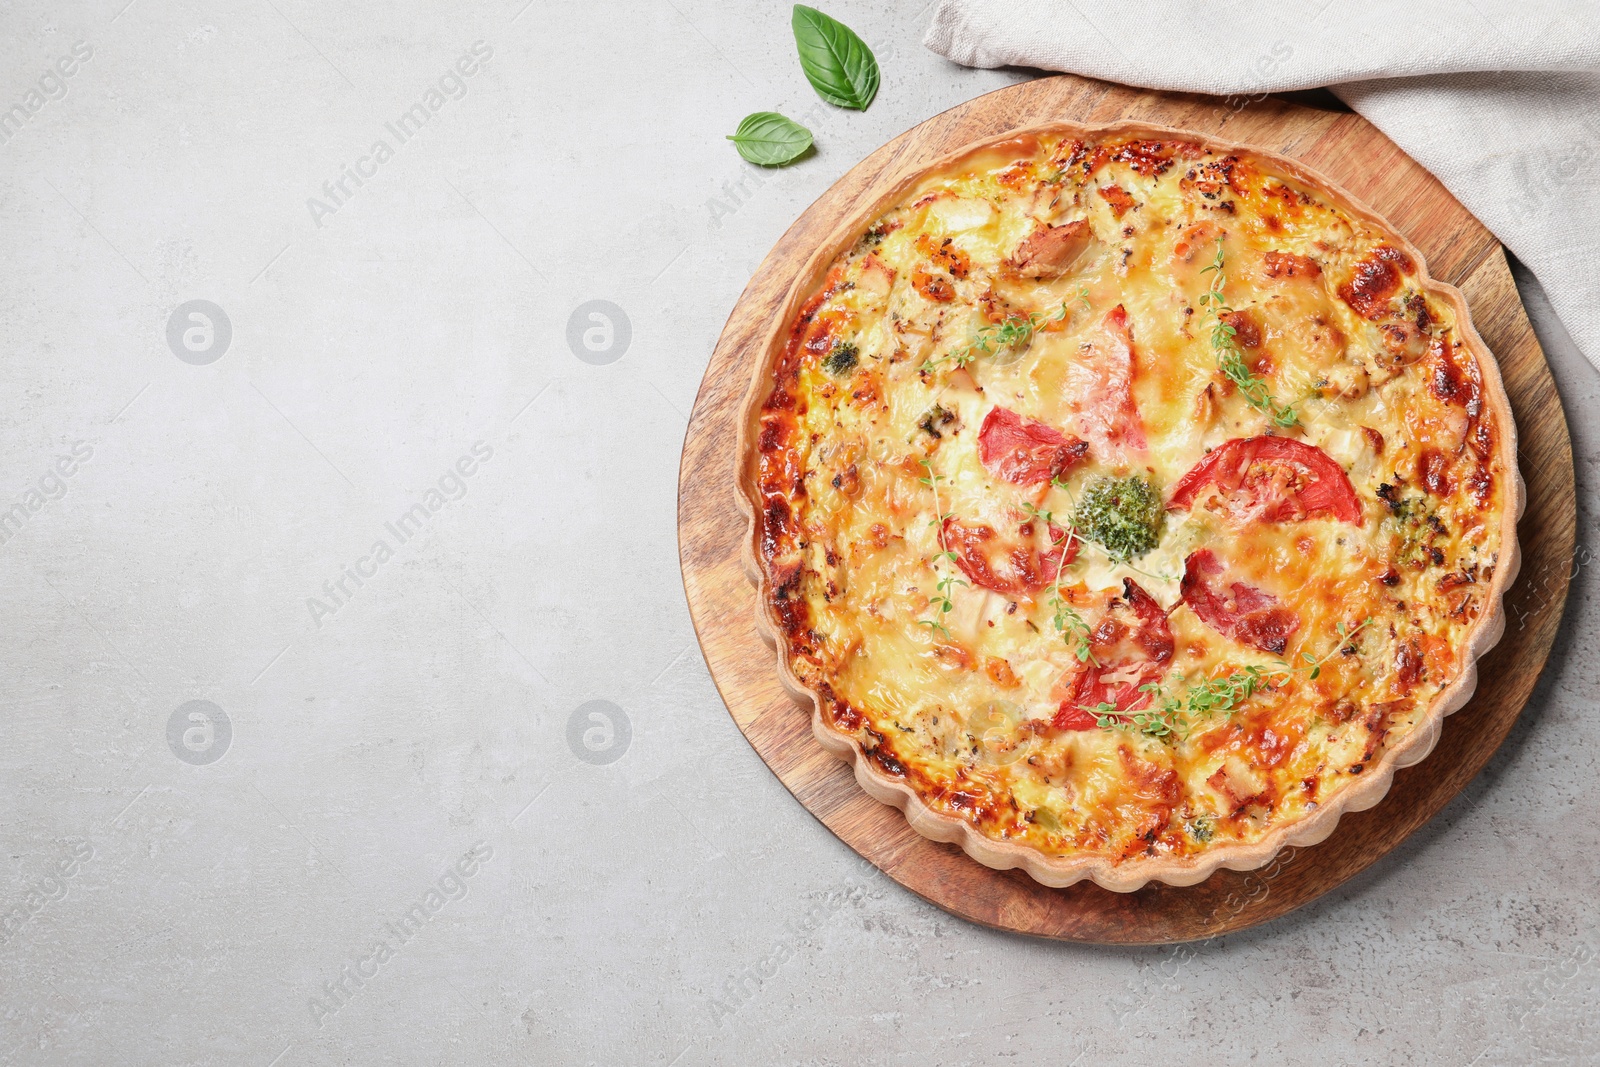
[751,132,1511,865]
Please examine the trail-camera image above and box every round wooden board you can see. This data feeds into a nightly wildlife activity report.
[677,75,1575,944]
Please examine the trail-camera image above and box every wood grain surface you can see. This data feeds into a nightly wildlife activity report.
[677,75,1575,944]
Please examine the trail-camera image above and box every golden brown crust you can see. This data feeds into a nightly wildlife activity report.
[734,120,1522,892]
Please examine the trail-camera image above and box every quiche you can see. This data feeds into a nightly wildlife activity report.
[738,122,1521,891]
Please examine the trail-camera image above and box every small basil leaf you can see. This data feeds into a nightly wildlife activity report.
[791,5,879,111]
[726,111,814,166]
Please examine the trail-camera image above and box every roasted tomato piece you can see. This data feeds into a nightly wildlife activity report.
[1180,548,1300,655]
[1051,579,1173,730]
[1065,304,1147,464]
[1168,435,1362,524]
[977,406,1088,486]
[944,517,1078,596]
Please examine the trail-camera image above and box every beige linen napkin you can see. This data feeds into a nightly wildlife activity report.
[924,0,1600,368]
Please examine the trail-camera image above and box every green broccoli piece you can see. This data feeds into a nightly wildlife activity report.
[823,340,859,376]
[1073,475,1164,561]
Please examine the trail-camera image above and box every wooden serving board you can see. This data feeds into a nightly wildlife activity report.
[677,75,1575,944]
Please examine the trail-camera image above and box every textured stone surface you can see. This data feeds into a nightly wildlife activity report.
[0,2,1593,1064]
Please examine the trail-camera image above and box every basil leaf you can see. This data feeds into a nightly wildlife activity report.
[791,5,879,111]
[726,111,814,166]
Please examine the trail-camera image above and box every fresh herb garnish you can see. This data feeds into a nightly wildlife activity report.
[916,458,965,641]
[1292,618,1375,679]
[791,5,880,111]
[1093,617,1377,741]
[1053,591,1095,664]
[1092,666,1272,739]
[1199,237,1297,427]
[920,301,1069,374]
[1023,490,1095,665]
[823,340,859,375]
[1072,475,1164,562]
[726,111,814,166]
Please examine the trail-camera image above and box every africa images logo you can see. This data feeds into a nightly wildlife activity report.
[565,700,631,765]
[565,301,631,366]
[166,700,231,766]
[165,300,232,365]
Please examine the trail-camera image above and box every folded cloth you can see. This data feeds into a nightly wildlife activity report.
[924,0,1600,370]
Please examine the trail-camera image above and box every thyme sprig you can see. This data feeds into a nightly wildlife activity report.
[1022,485,1095,665]
[1288,617,1376,680]
[916,457,966,641]
[1093,666,1273,739]
[1091,616,1376,741]
[1052,588,1096,665]
[920,300,1070,374]
[1199,238,1297,428]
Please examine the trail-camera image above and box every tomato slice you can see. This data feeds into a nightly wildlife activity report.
[977,406,1088,486]
[1064,305,1147,464]
[944,518,1078,596]
[1168,435,1362,524]
[1119,578,1176,661]
[1052,660,1164,730]
[1050,579,1173,730]
[1180,549,1300,655]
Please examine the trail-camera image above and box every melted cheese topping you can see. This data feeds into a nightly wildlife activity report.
[752,133,1510,866]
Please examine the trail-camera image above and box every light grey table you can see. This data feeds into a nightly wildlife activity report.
[0,2,1594,1063]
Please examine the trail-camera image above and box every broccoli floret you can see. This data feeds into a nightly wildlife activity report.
[823,340,859,376]
[1073,475,1164,561]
